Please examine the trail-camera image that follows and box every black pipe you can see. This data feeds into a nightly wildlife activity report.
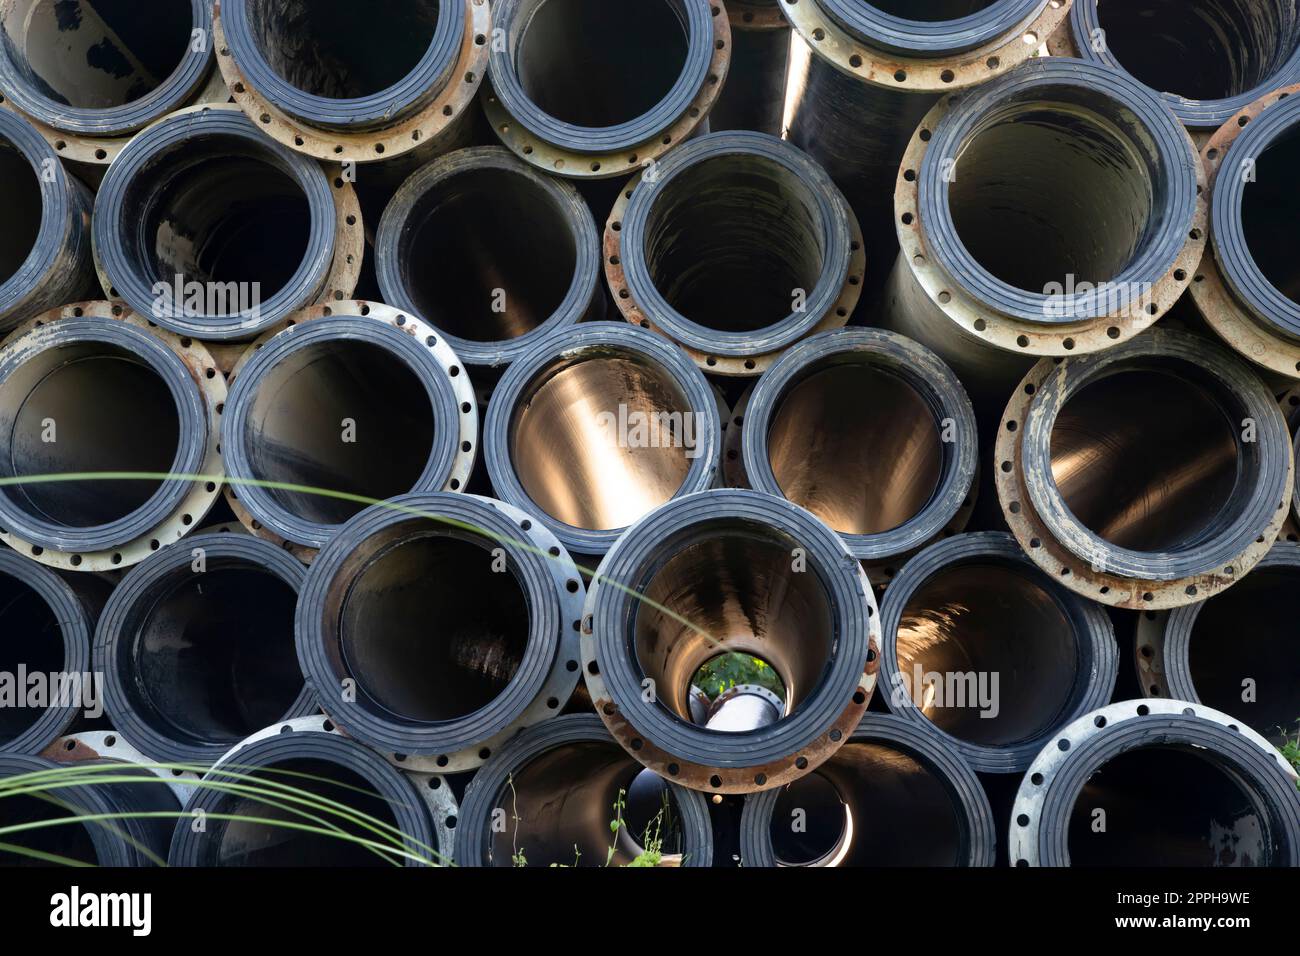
[710,1,789,136]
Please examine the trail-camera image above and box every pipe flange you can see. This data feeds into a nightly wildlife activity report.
[0,302,224,571]
[42,731,201,805]
[1283,382,1300,532]
[1133,609,1171,699]
[455,714,714,866]
[894,58,1205,358]
[781,0,1066,92]
[582,489,879,795]
[296,492,583,770]
[483,0,730,180]
[1192,85,1300,381]
[95,532,317,765]
[739,713,996,866]
[879,532,1118,773]
[1010,699,1300,866]
[223,300,477,550]
[996,329,1293,609]
[169,715,454,867]
[605,132,864,375]
[726,0,787,31]
[213,0,490,164]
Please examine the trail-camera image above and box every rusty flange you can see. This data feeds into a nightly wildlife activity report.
[726,0,787,31]
[42,730,201,805]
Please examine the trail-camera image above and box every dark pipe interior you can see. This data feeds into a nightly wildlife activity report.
[0,342,180,528]
[643,153,827,332]
[634,526,835,726]
[214,758,405,866]
[0,792,99,866]
[1049,366,1242,553]
[766,359,942,535]
[0,0,192,109]
[1066,745,1270,866]
[861,1,1003,21]
[242,339,436,526]
[488,741,685,866]
[1097,0,1300,103]
[948,103,1155,295]
[0,142,42,286]
[895,561,1080,748]
[398,167,577,343]
[339,530,529,723]
[244,0,440,100]
[770,740,964,866]
[516,0,689,128]
[1241,124,1300,306]
[509,354,697,531]
[129,563,302,745]
[126,140,312,313]
[0,572,63,743]
[1186,567,1300,741]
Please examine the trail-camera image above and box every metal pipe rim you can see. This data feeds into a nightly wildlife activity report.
[218,0,465,131]
[741,327,977,560]
[46,730,201,805]
[454,714,714,866]
[582,488,878,791]
[374,146,601,370]
[878,531,1118,773]
[92,107,337,340]
[817,0,1047,57]
[296,493,572,756]
[1010,699,1300,866]
[725,0,787,31]
[0,0,215,137]
[94,533,315,765]
[484,321,721,557]
[738,713,996,866]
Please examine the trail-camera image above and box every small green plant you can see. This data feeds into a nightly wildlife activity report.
[1280,721,1300,782]
[693,652,786,701]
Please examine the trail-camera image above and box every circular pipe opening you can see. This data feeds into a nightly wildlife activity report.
[394,167,578,343]
[766,359,942,536]
[770,741,963,866]
[0,572,63,745]
[240,339,436,526]
[338,531,529,724]
[1240,122,1300,307]
[0,341,180,528]
[0,140,43,288]
[895,561,1079,747]
[1095,0,1300,104]
[947,101,1157,296]
[0,792,99,866]
[124,564,302,746]
[634,527,835,726]
[1049,366,1242,553]
[487,740,686,866]
[643,153,827,333]
[509,353,698,531]
[1066,744,1270,866]
[516,0,689,129]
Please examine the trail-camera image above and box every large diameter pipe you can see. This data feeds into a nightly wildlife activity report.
[739,714,996,866]
[883,57,1206,409]
[296,493,585,772]
[711,1,790,136]
[1191,84,1300,383]
[484,322,721,558]
[0,111,95,333]
[1136,542,1300,747]
[222,301,477,551]
[997,328,1294,610]
[880,532,1118,774]
[456,714,714,867]
[169,717,457,867]
[0,302,224,571]
[375,146,603,376]
[483,0,731,181]
[0,0,225,166]
[95,532,315,765]
[737,328,977,574]
[1011,699,1300,866]
[605,131,864,377]
[93,105,363,341]
[582,488,879,794]
[213,0,488,165]
[1053,0,1300,133]
[782,0,1069,291]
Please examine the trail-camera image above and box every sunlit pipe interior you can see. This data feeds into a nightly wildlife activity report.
[1066,745,1270,866]
[0,572,62,744]
[0,140,42,288]
[1240,123,1300,306]
[895,562,1079,748]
